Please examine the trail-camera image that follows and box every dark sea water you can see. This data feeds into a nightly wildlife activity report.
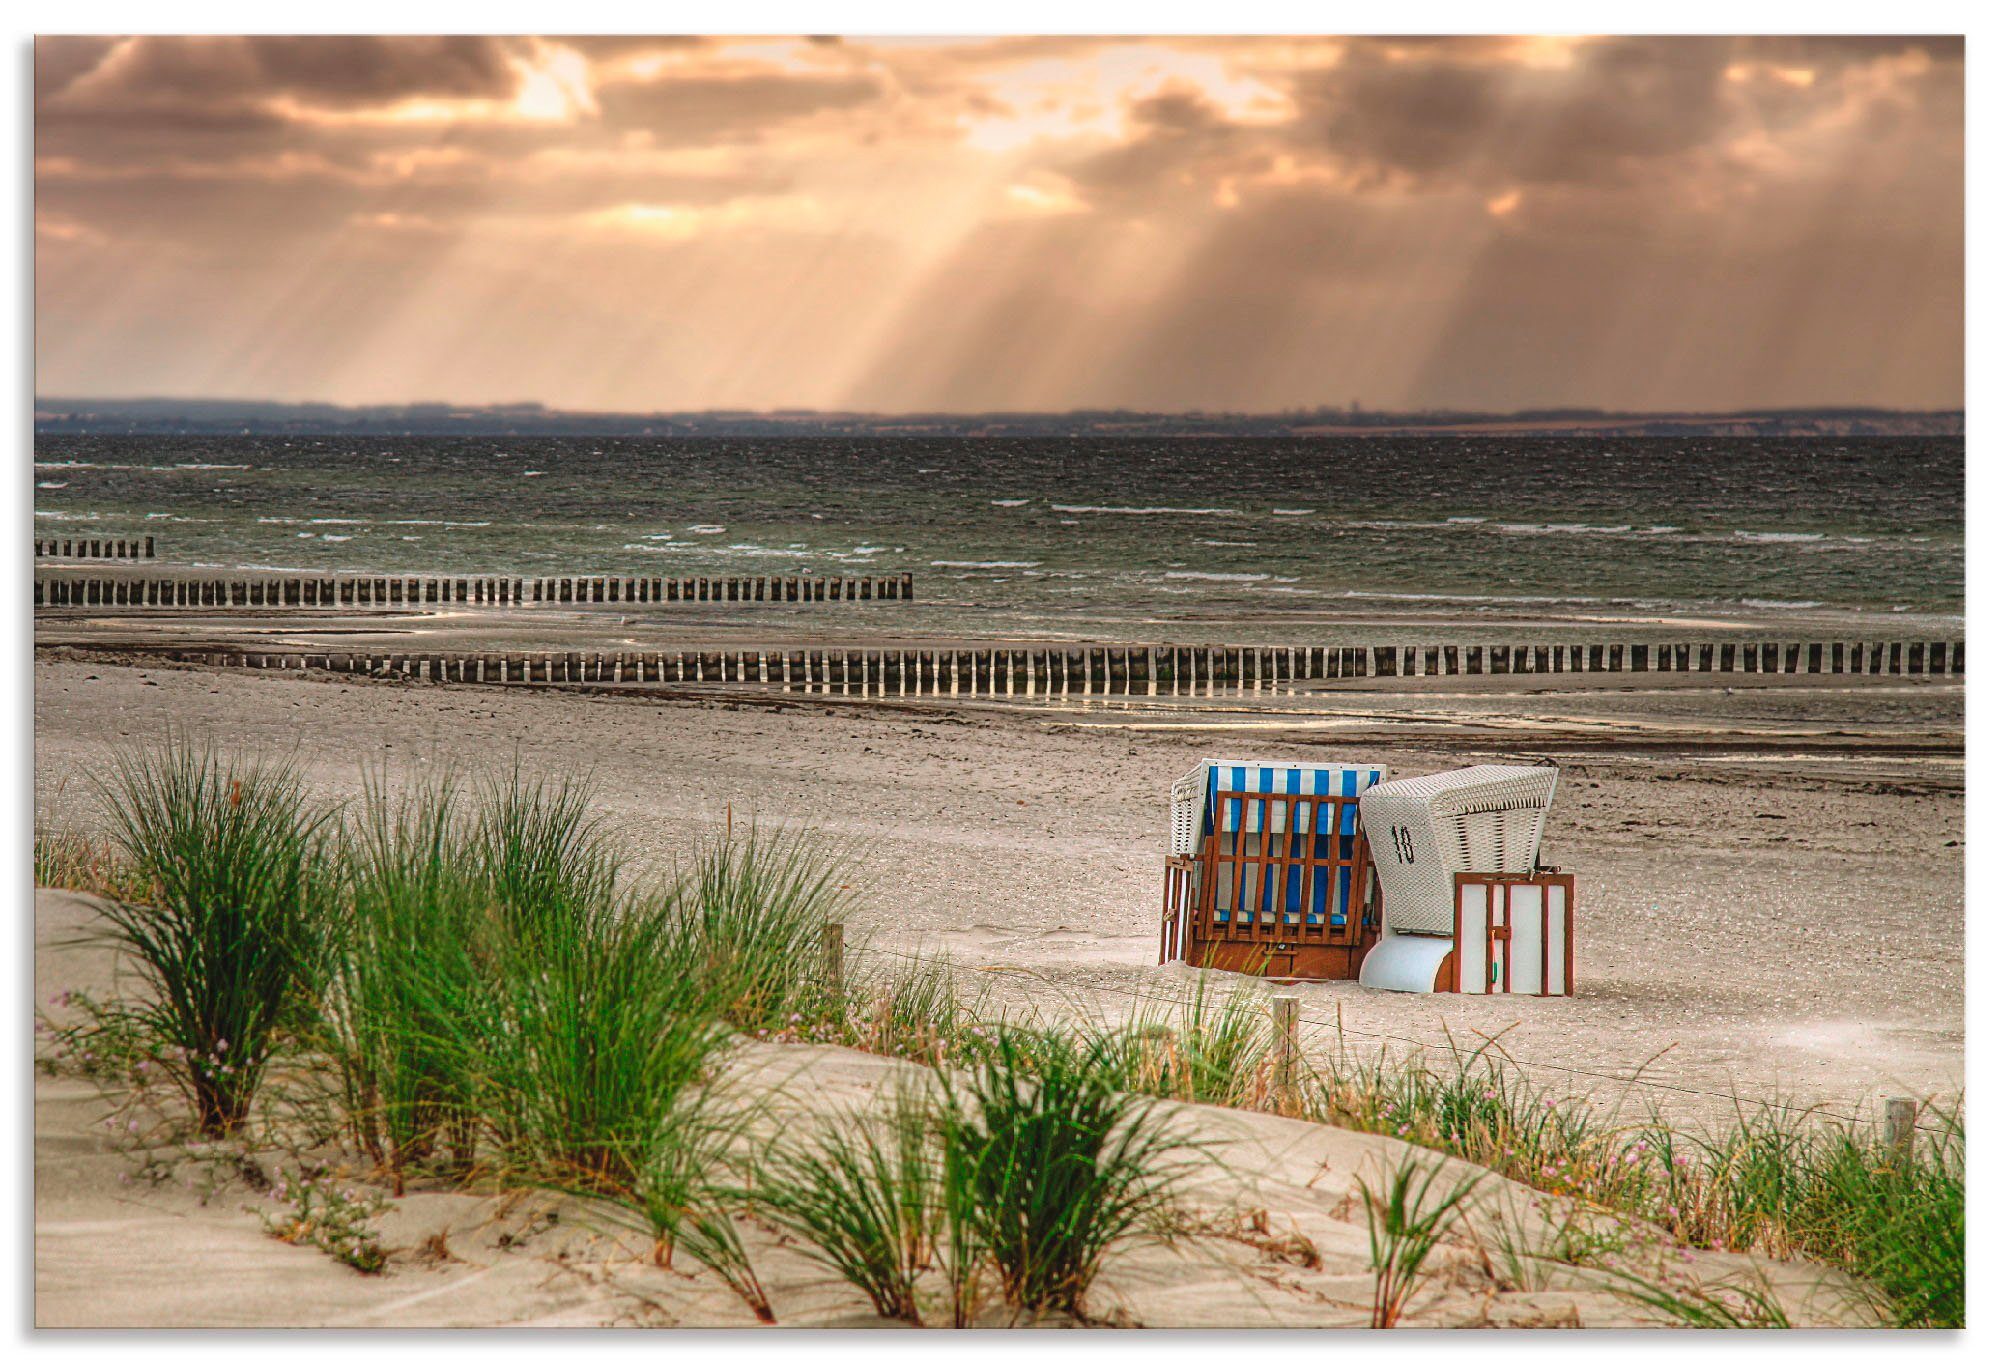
[33,435,1963,632]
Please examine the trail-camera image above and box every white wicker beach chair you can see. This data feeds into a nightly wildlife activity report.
[1356,765,1560,992]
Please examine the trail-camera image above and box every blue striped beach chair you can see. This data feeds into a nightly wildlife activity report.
[1162,760,1385,978]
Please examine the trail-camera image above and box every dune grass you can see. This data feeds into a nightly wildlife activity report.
[1358,1149,1483,1327]
[671,826,853,1032]
[42,742,1962,1328]
[938,1028,1198,1318]
[89,739,335,1135]
[1302,1031,1964,1327]
[755,1087,943,1323]
[1091,975,1272,1107]
[34,829,150,902]
[322,774,491,1188]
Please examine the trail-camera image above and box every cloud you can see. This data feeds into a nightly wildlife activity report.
[32,34,1964,412]
[43,35,520,121]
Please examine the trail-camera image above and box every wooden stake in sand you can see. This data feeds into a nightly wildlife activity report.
[1272,994,1300,1108]
[821,921,845,1005]
[1884,1096,1918,1152]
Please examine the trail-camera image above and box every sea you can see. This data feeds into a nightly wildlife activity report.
[33,435,1964,639]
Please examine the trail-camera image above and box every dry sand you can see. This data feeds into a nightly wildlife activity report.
[33,655,1962,1124]
[31,651,1961,1326]
[36,886,1866,1328]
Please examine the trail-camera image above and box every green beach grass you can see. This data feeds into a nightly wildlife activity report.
[35,739,1966,1327]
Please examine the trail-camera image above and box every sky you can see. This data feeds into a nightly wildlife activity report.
[34,34,1964,414]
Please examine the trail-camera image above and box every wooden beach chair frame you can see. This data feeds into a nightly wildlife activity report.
[1161,785,1378,980]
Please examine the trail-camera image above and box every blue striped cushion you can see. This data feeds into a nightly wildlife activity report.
[1204,764,1381,927]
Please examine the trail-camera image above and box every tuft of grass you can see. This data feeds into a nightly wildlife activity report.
[471,765,624,934]
[321,773,492,1190]
[755,1087,942,1323]
[850,950,991,1066]
[939,1029,1196,1319]
[1603,1265,1795,1328]
[671,827,852,1032]
[472,888,732,1195]
[1647,1102,1964,1328]
[1358,1149,1482,1328]
[34,829,151,901]
[91,738,335,1135]
[1095,976,1271,1107]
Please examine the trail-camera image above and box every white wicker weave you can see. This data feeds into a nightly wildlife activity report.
[1358,765,1559,936]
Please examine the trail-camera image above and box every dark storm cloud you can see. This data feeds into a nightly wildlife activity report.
[42,35,518,114]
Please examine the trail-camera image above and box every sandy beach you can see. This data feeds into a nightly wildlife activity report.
[34,652,1964,1125]
[35,878,1875,1329]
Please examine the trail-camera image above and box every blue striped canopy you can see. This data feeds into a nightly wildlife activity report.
[1203,762,1383,928]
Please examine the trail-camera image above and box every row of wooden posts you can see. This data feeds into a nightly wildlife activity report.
[178,637,1963,692]
[35,536,155,560]
[34,571,916,608]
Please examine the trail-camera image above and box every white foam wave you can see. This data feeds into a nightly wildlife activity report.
[1497,522,1634,536]
[990,499,1030,507]
[1339,589,1608,606]
[1051,504,1239,516]
[1733,530,1824,544]
[931,559,1042,569]
[1739,598,1826,609]
[1163,570,1270,582]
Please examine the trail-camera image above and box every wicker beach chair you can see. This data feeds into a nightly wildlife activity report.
[1162,760,1385,979]
[1355,765,1563,992]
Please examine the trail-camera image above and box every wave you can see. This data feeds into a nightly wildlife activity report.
[686,525,726,535]
[37,481,68,489]
[1339,589,1609,606]
[932,559,1042,569]
[1739,598,1827,610]
[1271,508,1314,516]
[990,498,1030,507]
[1163,570,1270,582]
[1196,539,1259,548]
[33,510,100,520]
[1733,530,1825,544]
[1496,522,1634,536]
[1051,504,1240,516]
[1342,518,1459,530]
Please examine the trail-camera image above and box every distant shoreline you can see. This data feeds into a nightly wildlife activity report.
[32,400,1966,440]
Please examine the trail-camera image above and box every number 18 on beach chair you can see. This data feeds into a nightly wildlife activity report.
[1160,761,1386,980]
